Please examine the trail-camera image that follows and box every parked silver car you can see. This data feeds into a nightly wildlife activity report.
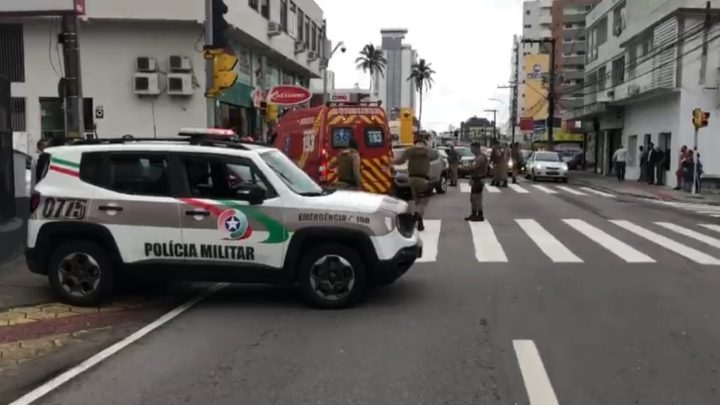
[525,151,569,182]
[392,145,449,196]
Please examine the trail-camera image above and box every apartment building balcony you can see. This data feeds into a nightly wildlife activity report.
[562,41,586,55]
[561,97,584,110]
[563,28,585,40]
[539,0,552,9]
[562,70,584,81]
[562,55,585,65]
[562,13,586,24]
[538,14,552,25]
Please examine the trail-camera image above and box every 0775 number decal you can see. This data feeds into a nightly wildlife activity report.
[42,198,87,220]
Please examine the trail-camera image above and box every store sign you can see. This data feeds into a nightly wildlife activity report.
[527,63,544,80]
[331,93,351,102]
[267,85,312,106]
[0,0,85,15]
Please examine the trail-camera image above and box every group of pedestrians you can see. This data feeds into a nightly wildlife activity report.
[674,145,703,192]
[613,143,703,192]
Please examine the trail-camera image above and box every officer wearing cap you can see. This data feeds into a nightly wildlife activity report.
[466,142,488,221]
[394,134,439,231]
[336,138,362,191]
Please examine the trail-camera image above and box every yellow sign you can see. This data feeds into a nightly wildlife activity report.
[399,108,414,145]
[522,54,549,121]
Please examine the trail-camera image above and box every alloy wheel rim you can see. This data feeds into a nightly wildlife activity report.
[57,252,101,298]
[309,255,355,301]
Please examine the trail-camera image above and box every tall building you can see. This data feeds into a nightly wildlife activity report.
[522,0,553,54]
[372,29,418,117]
[551,0,599,119]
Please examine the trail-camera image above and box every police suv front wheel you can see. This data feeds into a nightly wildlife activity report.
[298,244,367,309]
[435,174,448,194]
[48,241,115,307]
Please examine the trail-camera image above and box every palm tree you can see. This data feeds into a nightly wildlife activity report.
[356,44,387,96]
[407,58,436,128]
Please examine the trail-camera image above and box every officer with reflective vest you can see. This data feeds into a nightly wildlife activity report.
[336,138,362,191]
[394,135,439,231]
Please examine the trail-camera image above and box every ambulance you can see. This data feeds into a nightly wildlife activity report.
[274,101,394,194]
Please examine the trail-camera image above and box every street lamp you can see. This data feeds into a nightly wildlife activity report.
[484,109,498,143]
[322,40,345,104]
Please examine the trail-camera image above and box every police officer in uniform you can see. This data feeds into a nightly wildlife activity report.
[394,135,439,231]
[466,142,488,221]
[336,138,362,191]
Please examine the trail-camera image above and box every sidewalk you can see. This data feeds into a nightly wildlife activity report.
[0,255,54,311]
[572,170,720,205]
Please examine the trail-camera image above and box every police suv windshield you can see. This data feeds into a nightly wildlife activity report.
[455,147,473,157]
[260,150,325,196]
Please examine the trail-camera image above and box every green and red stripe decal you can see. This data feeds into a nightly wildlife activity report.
[49,157,80,177]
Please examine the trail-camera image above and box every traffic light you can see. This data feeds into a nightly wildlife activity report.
[259,101,268,117]
[454,130,459,138]
[206,50,238,97]
[212,0,229,49]
[693,108,711,129]
[267,103,279,122]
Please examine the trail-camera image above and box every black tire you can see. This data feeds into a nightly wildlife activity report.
[47,240,115,306]
[298,244,367,309]
[562,177,569,183]
[435,174,448,194]
[531,170,537,182]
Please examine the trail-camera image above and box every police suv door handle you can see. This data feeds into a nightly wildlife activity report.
[185,210,211,217]
[98,205,123,212]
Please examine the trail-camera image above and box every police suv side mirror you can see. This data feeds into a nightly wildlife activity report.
[236,185,266,205]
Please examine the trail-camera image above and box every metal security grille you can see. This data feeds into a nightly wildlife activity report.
[0,24,25,82]
[11,98,25,131]
[0,76,14,221]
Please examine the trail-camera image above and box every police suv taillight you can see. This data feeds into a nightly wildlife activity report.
[30,191,41,214]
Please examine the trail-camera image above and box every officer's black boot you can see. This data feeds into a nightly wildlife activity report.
[416,215,425,231]
[465,212,476,221]
[475,210,485,222]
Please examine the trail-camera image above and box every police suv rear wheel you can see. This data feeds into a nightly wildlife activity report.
[48,241,115,307]
[435,173,448,194]
[299,244,367,309]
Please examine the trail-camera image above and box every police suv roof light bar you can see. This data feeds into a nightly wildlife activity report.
[325,101,383,108]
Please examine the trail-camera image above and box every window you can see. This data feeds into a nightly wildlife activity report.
[108,154,170,196]
[524,24,532,29]
[280,0,288,32]
[181,155,275,199]
[297,9,304,42]
[11,98,25,131]
[289,2,297,37]
[597,17,608,45]
[612,57,625,87]
[248,0,258,11]
[259,150,323,196]
[613,2,627,36]
[332,127,354,148]
[311,23,318,52]
[526,10,531,15]
[0,24,25,82]
[79,152,106,187]
[364,127,385,148]
[261,0,270,19]
[318,27,324,58]
[304,16,311,48]
[39,97,94,140]
[598,66,607,90]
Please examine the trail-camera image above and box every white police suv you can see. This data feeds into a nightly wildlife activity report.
[26,129,421,309]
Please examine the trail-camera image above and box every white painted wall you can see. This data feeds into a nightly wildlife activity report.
[16,19,207,138]
[400,47,417,112]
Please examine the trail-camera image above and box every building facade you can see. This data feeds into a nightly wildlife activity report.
[572,0,720,186]
[372,29,418,117]
[3,0,326,150]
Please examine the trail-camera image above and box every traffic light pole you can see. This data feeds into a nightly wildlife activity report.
[693,127,699,195]
[205,0,215,128]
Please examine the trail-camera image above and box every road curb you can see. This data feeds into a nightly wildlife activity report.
[572,179,660,201]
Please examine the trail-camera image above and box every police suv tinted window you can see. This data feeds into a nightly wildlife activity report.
[180,155,277,199]
[364,127,384,148]
[79,152,107,187]
[108,154,170,196]
[331,127,353,148]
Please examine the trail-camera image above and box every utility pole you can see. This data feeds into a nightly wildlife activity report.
[204,0,215,127]
[521,37,557,150]
[498,42,520,145]
[61,15,84,143]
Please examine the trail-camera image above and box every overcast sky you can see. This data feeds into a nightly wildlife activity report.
[314,0,524,132]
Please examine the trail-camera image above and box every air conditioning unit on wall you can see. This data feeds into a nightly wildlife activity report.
[294,41,306,54]
[136,57,157,72]
[167,73,193,96]
[133,73,161,96]
[169,55,192,72]
[268,21,281,37]
[307,51,318,62]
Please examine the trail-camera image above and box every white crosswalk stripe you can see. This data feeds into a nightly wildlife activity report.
[556,186,588,196]
[532,185,558,194]
[611,220,720,265]
[580,187,616,198]
[653,201,720,218]
[469,221,508,262]
[459,183,471,193]
[509,184,530,194]
[516,219,582,263]
[654,222,720,250]
[563,219,655,263]
[485,184,501,193]
[417,220,442,263]
[700,224,720,233]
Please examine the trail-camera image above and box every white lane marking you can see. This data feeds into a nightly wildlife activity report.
[513,340,560,405]
[580,187,616,198]
[9,283,227,405]
[469,221,508,262]
[509,184,530,194]
[655,222,720,250]
[485,184,501,193]
[564,219,655,263]
[611,220,720,265]
[516,219,582,263]
[459,182,471,193]
[697,211,720,215]
[712,215,720,218]
[700,224,720,233]
[556,185,587,196]
[532,185,558,194]
[417,220,442,263]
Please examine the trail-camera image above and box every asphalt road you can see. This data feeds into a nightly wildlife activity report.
[27,178,720,405]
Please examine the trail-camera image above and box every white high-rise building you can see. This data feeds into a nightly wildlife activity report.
[372,29,418,118]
